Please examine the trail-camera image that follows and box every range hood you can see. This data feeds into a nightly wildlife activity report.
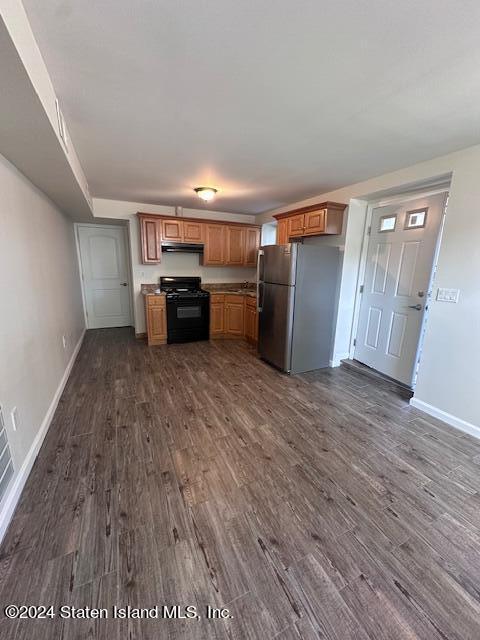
[162,242,204,254]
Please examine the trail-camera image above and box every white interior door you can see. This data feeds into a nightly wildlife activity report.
[77,225,132,329]
[354,193,446,386]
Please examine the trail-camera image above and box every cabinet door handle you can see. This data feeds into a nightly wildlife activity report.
[121,282,128,286]
[408,304,422,310]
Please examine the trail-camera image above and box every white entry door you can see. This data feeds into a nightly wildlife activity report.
[77,225,132,328]
[354,193,446,386]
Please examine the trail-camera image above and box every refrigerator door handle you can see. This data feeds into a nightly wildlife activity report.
[257,249,264,312]
[257,281,264,313]
[257,248,264,285]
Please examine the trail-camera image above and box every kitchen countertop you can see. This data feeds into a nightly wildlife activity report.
[209,289,257,298]
[203,282,257,297]
[141,285,165,296]
[141,283,257,297]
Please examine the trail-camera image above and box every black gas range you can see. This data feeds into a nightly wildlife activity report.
[160,277,210,343]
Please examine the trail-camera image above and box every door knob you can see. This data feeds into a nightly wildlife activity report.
[121,282,128,286]
[408,304,422,310]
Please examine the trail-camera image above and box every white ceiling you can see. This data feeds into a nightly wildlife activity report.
[23,0,480,214]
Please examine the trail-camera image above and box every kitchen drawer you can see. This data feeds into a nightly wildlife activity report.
[147,296,165,306]
[245,296,257,308]
[210,293,225,303]
[225,294,244,305]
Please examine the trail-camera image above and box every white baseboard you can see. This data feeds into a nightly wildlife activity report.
[330,352,350,368]
[0,329,86,544]
[410,397,480,441]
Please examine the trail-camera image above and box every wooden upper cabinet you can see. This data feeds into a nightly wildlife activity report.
[304,208,326,235]
[162,218,183,242]
[138,212,261,266]
[287,213,305,237]
[139,215,162,263]
[204,224,225,265]
[324,207,345,235]
[277,219,288,245]
[244,227,260,267]
[274,202,346,243]
[183,220,204,243]
[226,226,245,265]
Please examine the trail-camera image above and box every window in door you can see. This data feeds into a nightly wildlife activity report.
[379,214,397,232]
[405,208,428,229]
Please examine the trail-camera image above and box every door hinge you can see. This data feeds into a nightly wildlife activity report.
[359,285,364,294]
[353,338,357,346]
[367,226,371,236]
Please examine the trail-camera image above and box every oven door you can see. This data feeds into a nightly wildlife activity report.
[166,297,210,343]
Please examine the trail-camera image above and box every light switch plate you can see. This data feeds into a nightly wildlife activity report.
[436,287,460,303]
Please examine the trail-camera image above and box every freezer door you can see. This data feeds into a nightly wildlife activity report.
[261,244,297,285]
[258,282,295,372]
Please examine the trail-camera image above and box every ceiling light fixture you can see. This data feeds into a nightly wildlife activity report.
[194,186,218,202]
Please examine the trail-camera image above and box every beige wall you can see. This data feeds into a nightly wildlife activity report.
[92,198,257,333]
[259,144,480,432]
[0,152,85,534]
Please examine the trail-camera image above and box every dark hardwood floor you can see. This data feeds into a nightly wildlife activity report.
[1,328,480,639]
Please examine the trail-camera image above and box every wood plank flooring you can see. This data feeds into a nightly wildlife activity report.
[1,327,480,639]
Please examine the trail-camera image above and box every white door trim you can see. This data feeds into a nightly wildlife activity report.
[348,186,450,373]
[75,223,133,329]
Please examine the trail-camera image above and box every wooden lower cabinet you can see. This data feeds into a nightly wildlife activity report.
[210,294,225,335]
[244,297,258,343]
[145,292,257,346]
[145,295,167,345]
[224,296,245,336]
[210,294,257,343]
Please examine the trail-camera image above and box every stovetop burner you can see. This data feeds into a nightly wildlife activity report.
[160,276,210,299]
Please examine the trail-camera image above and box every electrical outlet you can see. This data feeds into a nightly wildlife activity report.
[436,287,460,303]
[11,407,19,432]
[62,335,67,349]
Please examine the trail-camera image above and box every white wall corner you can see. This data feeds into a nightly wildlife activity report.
[0,328,86,544]
[410,397,480,441]
[330,352,350,368]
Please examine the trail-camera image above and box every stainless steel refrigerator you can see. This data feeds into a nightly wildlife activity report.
[257,243,340,374]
